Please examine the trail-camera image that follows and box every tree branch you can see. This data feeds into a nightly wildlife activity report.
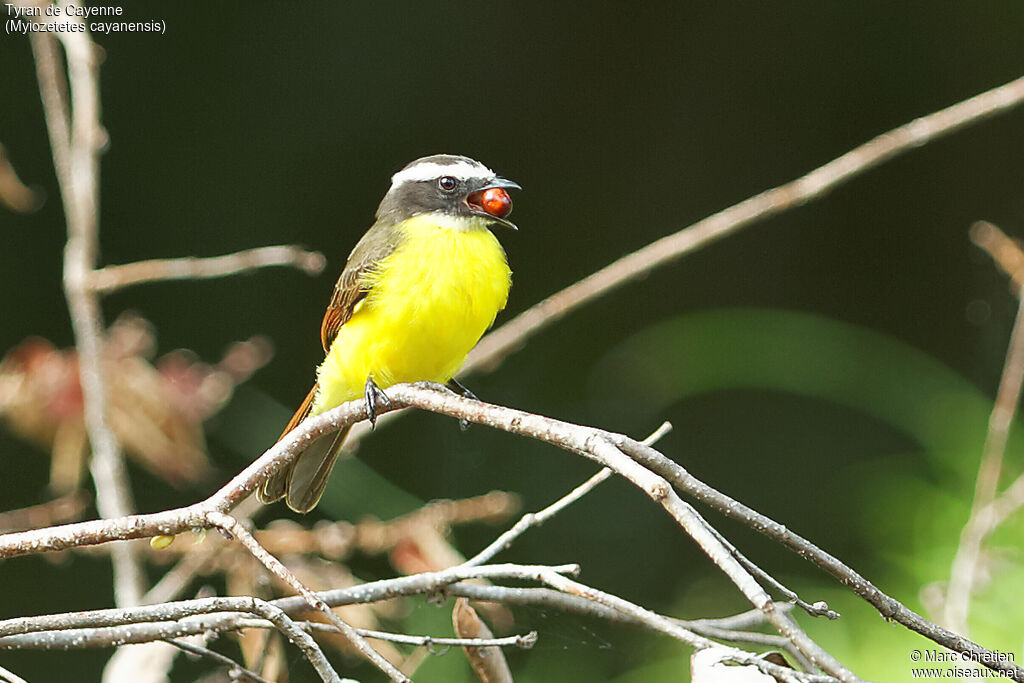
[1,385,1018,678]
[532,568,829,683]
[0,143,43,213]
[0,664,28,683]
[614,436,1024,681]
[0,563,580,646]
[970,221,1024,292]
[31,8,145,608]
[463,74,1024,375]
[246,598,346,683]
[448,584,814,671]
[0,564,823,682]
[462,421,671,568]
[165,638,275,683]
[944,298,1024,633]
[206,511,405,683]
[87,245,326,293]
[943,221,1024,634]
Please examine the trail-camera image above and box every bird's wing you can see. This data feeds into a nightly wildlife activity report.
[320,222,401,351]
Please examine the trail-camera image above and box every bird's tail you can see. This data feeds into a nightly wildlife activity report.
[257,383,350,513]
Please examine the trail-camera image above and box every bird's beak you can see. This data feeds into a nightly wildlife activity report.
[487,177,522,192]
[467,177,521,230]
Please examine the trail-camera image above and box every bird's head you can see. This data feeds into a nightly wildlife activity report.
[378,154,520,230]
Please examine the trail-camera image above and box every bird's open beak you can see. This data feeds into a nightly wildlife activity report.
[467,177,521,230]
[487,177,522,192]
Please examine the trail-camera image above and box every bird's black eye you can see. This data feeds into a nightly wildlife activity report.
[438,176,458,192]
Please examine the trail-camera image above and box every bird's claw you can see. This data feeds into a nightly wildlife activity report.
[364,377,392,429]
[445,379,478,431]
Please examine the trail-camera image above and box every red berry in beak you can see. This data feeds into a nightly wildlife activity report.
[477,187,513,218]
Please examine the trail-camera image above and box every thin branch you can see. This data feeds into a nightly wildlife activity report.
[206,511,406,683]
[463,468,611,569]
[0,143,43,213]
[28,31,70,190]
[0,492,89,533]
[945,299,1024,633]
[970,221,1024,292]
[87,245,327,293]
[463,74,1024,375]
[463,421,672,568]
[0,568,824,682]
[32,7,145,608]
[325,626,536,651]
[614,436,1024,681]
[532,568,830,683]
[704,522,839,620]
[0,664,28,683]
[165,638,275,683]
[988,472,1024,528]
[453,597,514,683]
[448,584,813,671]
[0,563,581,646]
[246,598,345,683]
[450,583,789,634]
[0,579,806,675]
[172,628,533,679]
[944,222,1024,634]
[0,391,368,558]
[142,496,263,606]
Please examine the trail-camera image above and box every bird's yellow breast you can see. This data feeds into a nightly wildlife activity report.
[312,214,511,414]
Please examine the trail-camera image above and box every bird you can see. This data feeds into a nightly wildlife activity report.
[258,154,519,512]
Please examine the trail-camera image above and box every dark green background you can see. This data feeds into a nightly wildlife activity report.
[2,2,1024,681]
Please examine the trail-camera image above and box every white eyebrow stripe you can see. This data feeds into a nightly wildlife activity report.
[390,160,494,186]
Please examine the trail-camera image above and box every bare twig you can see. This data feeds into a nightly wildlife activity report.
[463,421,671,568]
[0,567,824,682]
[246,598,345,683]
[27,32,70,188]
[0,143,43,213]
[449,583,815,668]
[165,638,275,683]
[142,496,262,606]
[0,492,89,533]
[614,436,1024,681]
[87,245,327,293]
[0,576,805,674]
[31,9,145,608]
[330,626,536,651]
[453,598,514,683]
[0,563,581,646]
[463,74,1024,375]
[532,568,829,683]
[988,473,1024,528]
[179,618,536,655]
[206,511,406,683]
[703,523,839,620]
[0,664,28,683]
[944,222,1024,634]
[970,221,1024,292]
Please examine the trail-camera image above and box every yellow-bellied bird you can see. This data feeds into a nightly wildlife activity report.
[259,154,519,512]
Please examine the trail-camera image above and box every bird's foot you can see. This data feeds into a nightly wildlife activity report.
[446,378,479,401]
[363,377,392,429]
[445,378,479,431]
